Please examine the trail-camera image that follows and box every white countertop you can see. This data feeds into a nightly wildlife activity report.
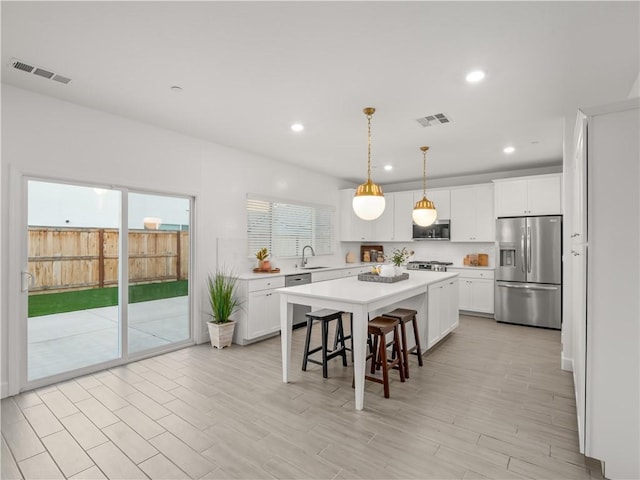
[275,270,457,304]
[238,263,489,279]
[238,263,372,280]
[449,265,495,270]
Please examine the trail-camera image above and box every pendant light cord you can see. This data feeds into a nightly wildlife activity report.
[422,149,427,196]
[367,112,372,182]
[420,146,430,196]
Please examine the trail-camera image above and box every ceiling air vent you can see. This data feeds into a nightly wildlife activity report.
[52,74,72,84]
[12,60,34,73]
[10,58,71,85]
[416,113,451,127]
[33,68,54,79]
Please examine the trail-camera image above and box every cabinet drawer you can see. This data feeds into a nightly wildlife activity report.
[312,270,344,283]
[344,266,373,277]
[455,269,494,280]
[248,276,285,292]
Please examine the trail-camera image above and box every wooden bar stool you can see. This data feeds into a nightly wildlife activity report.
[366,316,405,398]
[382,308,423,378]
[302,309,348,378]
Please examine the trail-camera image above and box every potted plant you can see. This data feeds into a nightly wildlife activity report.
[388,248,414,275]
[255,247,271,271]
[206,268,242,348]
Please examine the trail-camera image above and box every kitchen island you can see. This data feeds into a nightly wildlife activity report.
[277,270,459,410]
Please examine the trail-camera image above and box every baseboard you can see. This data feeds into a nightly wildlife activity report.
[561,355,574,372]
[1,381,9,399]
[459,310,494,319]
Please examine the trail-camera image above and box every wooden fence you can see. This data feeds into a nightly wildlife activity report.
[28,227,189,294]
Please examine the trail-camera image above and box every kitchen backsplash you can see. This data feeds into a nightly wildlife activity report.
[341,241,497,267]
[218,237,497,272]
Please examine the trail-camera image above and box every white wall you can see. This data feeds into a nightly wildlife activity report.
[1,84,346,397]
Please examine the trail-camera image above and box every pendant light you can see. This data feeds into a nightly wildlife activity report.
[412,146,437,226]
[353,107,385,221]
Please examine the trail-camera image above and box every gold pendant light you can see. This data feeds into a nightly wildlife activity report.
[353,107,385,221]
[412,146,437,226]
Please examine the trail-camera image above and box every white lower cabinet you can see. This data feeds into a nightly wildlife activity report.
[311,269,344,283]
[427,278,459,349]
[459,279,494,314]
[233,276,285,345]
[449,268,495,315]
[343,266,373,277]
[234,265,372,345]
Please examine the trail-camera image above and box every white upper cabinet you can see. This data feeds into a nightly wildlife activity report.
[374,191,415,241]
[391,191,415,241]
[339,188,374,241]
[373,192,395,241]
[494,174,562,217]
[413,188,450,220]
[450,184,494,242]
[340,189,415,242]
[428,189,451,220]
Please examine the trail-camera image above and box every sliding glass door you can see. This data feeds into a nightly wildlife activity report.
[127,192,190,354]
[25,179,192,385]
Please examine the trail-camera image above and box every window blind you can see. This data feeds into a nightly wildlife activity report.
[247,196,334,258]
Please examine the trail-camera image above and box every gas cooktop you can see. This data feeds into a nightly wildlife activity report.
[406,260,454,271]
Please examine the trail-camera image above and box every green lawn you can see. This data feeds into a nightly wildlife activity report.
[28,280,189,317]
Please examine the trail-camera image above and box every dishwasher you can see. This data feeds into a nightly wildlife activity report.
[285,273,312,328]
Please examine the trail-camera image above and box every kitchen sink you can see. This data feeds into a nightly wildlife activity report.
[299,266,329,270]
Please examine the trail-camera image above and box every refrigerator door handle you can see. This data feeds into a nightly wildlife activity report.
[527,225,532,274]
[520,232,526,273]
[497,283,559,291]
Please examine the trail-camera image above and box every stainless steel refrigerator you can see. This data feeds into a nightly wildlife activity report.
[495,216,562,329]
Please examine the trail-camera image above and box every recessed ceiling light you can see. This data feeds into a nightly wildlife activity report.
[290,123,304,132]
[465,70,486,83]
[503,146,515,154]
[384,165,393,171]
[170,85,183,92]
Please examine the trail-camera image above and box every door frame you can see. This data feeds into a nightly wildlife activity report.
[5,167,198,396]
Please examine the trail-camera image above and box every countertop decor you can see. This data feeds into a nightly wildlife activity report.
[252,267,280,273]
[357,272,409,283]
[255,247,272,271]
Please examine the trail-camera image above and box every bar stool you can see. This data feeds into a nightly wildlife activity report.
[382,308,423,378]
[366,316,405,398]
[302,309,348,378]
[333,312,353,361]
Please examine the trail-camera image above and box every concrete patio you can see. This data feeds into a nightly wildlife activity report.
[28,296,189,380]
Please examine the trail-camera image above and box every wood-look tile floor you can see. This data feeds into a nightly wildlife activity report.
[1,315,605,479]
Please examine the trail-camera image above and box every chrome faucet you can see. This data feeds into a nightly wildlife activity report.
[301,245,315,267]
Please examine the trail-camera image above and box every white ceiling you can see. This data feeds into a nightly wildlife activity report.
[2,2,638,185]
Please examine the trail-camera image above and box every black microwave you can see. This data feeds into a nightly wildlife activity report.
[412,219,451,240]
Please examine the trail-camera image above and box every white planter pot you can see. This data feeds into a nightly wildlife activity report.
[207,320,236,349]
